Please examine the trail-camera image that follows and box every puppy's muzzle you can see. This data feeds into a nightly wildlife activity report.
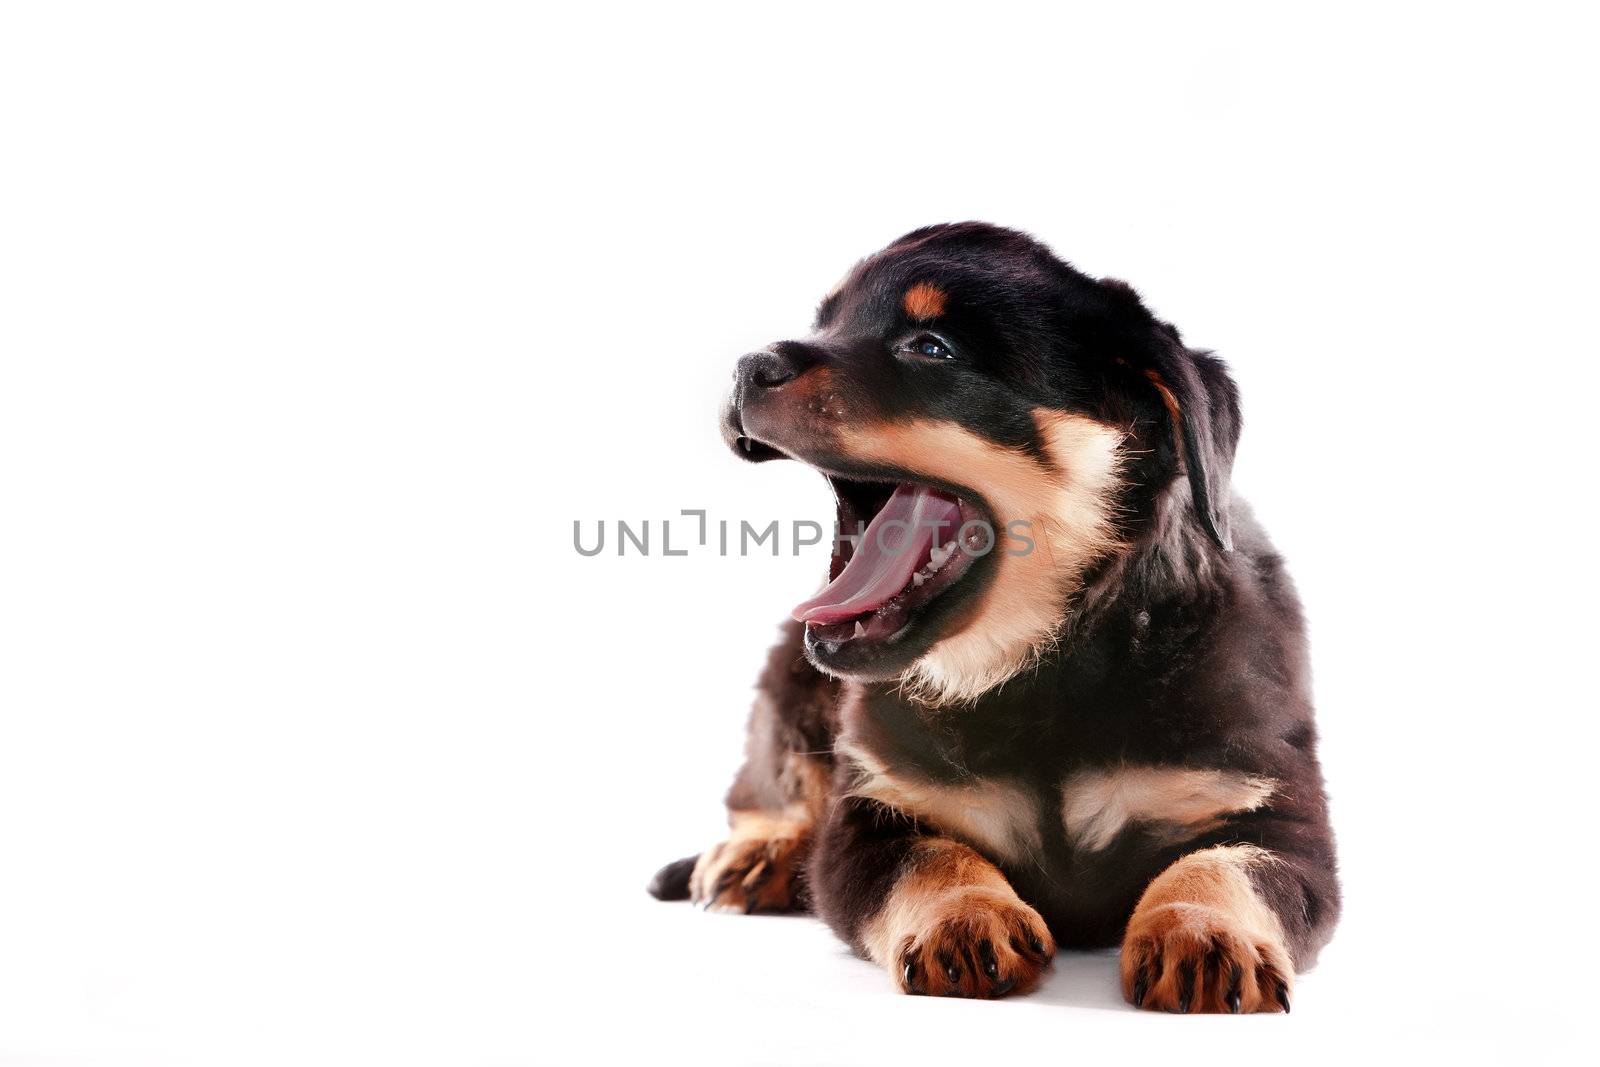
[724,343,821,462]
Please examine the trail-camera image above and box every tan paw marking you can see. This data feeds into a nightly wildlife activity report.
[895,889,1054,999]
[1122,903,1292,1013]
[863,839,1054,999]
[1120,844,1293,1013]
[689,812,809,914]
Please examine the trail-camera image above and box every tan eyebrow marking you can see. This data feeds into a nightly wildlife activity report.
[902,282,948,321]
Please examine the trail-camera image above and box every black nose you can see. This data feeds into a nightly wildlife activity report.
[736,349,801,392]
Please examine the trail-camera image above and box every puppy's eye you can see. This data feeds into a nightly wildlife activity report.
[904,335,955,360]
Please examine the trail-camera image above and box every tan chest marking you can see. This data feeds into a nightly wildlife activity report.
[837,740,1040,865]
[1062,766,1276,851]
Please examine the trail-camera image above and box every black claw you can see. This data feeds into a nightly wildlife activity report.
[978,940,999,979]
[1226,962,1243,1013]
[1275,982,1291,1013]
[1132,972,1148,1008]
[1028,934,1047,956]
[899,938,922,993]
[937,950,960,986]
[991,976,1017,997]
[1177,959,1196,1014]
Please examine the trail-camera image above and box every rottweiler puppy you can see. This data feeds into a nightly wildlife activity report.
[649,222,1338,1013]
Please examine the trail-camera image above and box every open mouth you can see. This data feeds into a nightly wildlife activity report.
[793,477,992,648]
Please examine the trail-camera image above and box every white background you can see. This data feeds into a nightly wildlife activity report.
[2,3,1596,1064]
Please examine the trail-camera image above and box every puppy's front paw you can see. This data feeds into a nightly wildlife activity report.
[1121,903,1293,1013]
[895,890,1054,999]
[689,815,810,914]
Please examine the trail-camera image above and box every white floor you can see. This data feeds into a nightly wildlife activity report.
[0,858,1578,1066]
[587,890,1571,1067]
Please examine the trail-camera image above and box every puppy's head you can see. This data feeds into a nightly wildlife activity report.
[724,223,1239,704]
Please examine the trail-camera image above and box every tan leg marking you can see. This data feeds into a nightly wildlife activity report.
[689,809,812,914]
[863,838,1054,999]
[1121,844,1294,1013]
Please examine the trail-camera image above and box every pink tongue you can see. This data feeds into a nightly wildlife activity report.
[793,484,960,625]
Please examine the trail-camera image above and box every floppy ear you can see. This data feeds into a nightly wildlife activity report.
[1096,278,1240,552]
[1143,339,1241,551]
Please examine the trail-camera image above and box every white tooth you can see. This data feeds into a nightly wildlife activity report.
[929,543,953,569]
[911,571,925,587]
[853,620,867,637]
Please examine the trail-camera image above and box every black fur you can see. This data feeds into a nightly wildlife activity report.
[653,222,1339,998]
